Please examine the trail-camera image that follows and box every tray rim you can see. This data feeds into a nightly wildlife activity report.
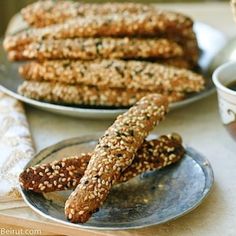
[19,135,214,231]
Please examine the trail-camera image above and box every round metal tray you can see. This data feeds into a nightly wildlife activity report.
[0,22,226,119]
[20,135,214,230]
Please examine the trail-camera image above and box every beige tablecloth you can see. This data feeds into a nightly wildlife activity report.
[0,91,34,202]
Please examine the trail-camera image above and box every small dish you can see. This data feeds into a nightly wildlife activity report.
[213,61,236,140]
[20,134,214,230]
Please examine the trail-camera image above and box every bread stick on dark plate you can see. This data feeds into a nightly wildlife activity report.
[19,134,185,193]
[64,94,168,223]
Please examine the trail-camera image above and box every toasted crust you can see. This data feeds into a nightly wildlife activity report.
[19,134,185,193]
[64,94,168,223]
[19,60,205,93]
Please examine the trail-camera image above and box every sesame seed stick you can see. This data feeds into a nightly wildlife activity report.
[64,94,168,223]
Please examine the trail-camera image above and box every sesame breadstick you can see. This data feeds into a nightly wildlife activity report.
[18,81,184,107]
[166,33,198,66]
[19,134,185,193]
[65,94,168,223]
[7,36,199,67]
[19,60,205,93]
[7,37,183,61]
[118,133,184,183]
[181,31,199,65]
[21,1,155,28]
[20,1,199,65]
[156,57,194,69]
[3,12,193,51]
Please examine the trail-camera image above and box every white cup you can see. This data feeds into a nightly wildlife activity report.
[213,61,236,139]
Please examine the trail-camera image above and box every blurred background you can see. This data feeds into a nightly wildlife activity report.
[0,0,227,36]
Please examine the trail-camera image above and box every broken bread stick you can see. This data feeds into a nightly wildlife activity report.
[19,134,184,193]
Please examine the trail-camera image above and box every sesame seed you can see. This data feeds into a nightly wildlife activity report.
[40,186,46,191]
